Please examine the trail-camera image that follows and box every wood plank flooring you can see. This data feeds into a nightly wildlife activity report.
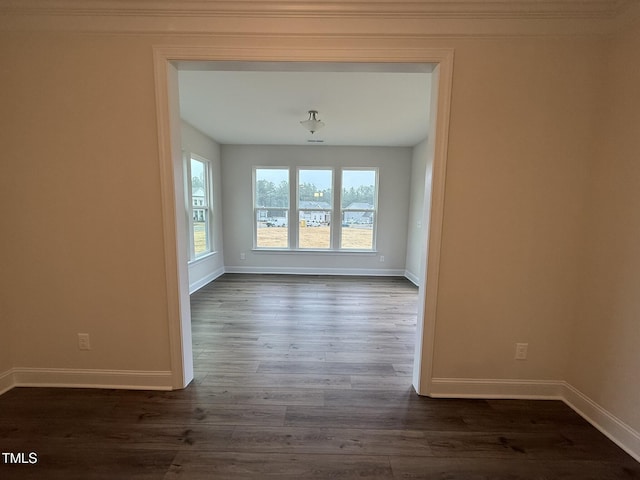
[1,274,638,479]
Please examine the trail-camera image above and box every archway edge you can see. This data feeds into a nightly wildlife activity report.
[152,43,454,394]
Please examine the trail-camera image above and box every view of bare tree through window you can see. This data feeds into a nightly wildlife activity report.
[253,167,377,250]
[298,169,332,248]
[191,157,210,256]
[255,168,289,247]
[341,169,377,249]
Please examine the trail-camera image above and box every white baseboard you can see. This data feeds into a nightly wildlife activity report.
[0,368,14,395]
[189,266,225,294]
[7,367,174,391]
[1,367,638,461]
[225,266,406,276]
[429,377,565,399]
[563,382,640,463]
[404,270,420,286]
[429,377,640,463]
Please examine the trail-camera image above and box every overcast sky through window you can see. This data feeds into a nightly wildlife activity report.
[257,168,374,189]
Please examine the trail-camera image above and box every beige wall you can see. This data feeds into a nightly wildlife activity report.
[0,31,598,374]
[432,37,602,381]
[0,317,11,388]
[0,32,601,374]
[568,20,640,433]
[0,34,172,372]
[0,7,637,449]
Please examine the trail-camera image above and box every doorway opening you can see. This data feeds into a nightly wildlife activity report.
[153,49,453,396]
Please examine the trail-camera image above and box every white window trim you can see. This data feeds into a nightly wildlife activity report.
[297,167,334,250]
[253,166,379,252]
[339,167,379,251]
[253,166,291,250]
[185,152,214,262]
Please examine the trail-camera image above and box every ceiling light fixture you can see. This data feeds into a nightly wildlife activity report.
[300,110,325,134]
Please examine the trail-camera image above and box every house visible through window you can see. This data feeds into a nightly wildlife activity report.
[253,166,378,251]
[298,169,333,249]
[341,169,377,250]
[187,154,213,259]
[254,168,290,248]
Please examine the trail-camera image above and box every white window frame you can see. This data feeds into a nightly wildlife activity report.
[339,168,379,251]
[185,152,214,261]
[251,166,378,252]
[297,167,334,250]
[253,166,291,249]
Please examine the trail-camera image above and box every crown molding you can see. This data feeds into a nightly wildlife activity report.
[1,0,637,36]
[0,0,635,20]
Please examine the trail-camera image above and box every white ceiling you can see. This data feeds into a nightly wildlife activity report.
[178,62,433,147]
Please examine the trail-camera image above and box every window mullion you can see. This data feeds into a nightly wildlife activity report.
[333,168,342,249]
[291,168,298,249]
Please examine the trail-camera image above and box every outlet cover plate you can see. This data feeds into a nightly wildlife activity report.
[515,343,528,360]
[78,333,91,351]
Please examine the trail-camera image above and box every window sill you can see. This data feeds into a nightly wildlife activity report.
[188,251,218,265]
[252,248,377,255]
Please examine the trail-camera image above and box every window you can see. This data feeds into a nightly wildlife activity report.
[186,154,213,260]
[254,168,289,248]
[341,169,377,250]
[253,166,378,252]
[298,169,333,249]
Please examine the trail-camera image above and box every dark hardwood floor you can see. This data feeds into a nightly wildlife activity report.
[1,274,638,479]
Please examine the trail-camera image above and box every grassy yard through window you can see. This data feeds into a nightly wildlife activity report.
[340,225,374,249]
[193,222,207,254]
[195,224,373,250]
[256,226,373,249]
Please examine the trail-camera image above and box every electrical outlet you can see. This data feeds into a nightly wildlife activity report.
[515,343,528,360]
[240,252,246,260]
[78,333,91,351]
[379,255,385,262]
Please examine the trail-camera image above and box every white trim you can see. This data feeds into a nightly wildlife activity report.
[404,269,420,287]
[8,367,174,391]
[187,250,218,266]
[0,1,627,20]
[429,377,565,399]
[2,366,638,462]
[1,0,633,36]
[154,45,454,399]
[339,167,379,251]
[251,249,378,255]
[187,152,215,260]
[2,1,636,37]
[0,369,14,395]
[563,382,640,463]
[153,50,193,390]
[189,265,225,294]
[225,266,405,277]
[427,377,640,463]
[415,57,454,396]
[253,165,292,250]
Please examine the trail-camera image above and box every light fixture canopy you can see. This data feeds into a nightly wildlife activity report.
[300,110,325,134]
